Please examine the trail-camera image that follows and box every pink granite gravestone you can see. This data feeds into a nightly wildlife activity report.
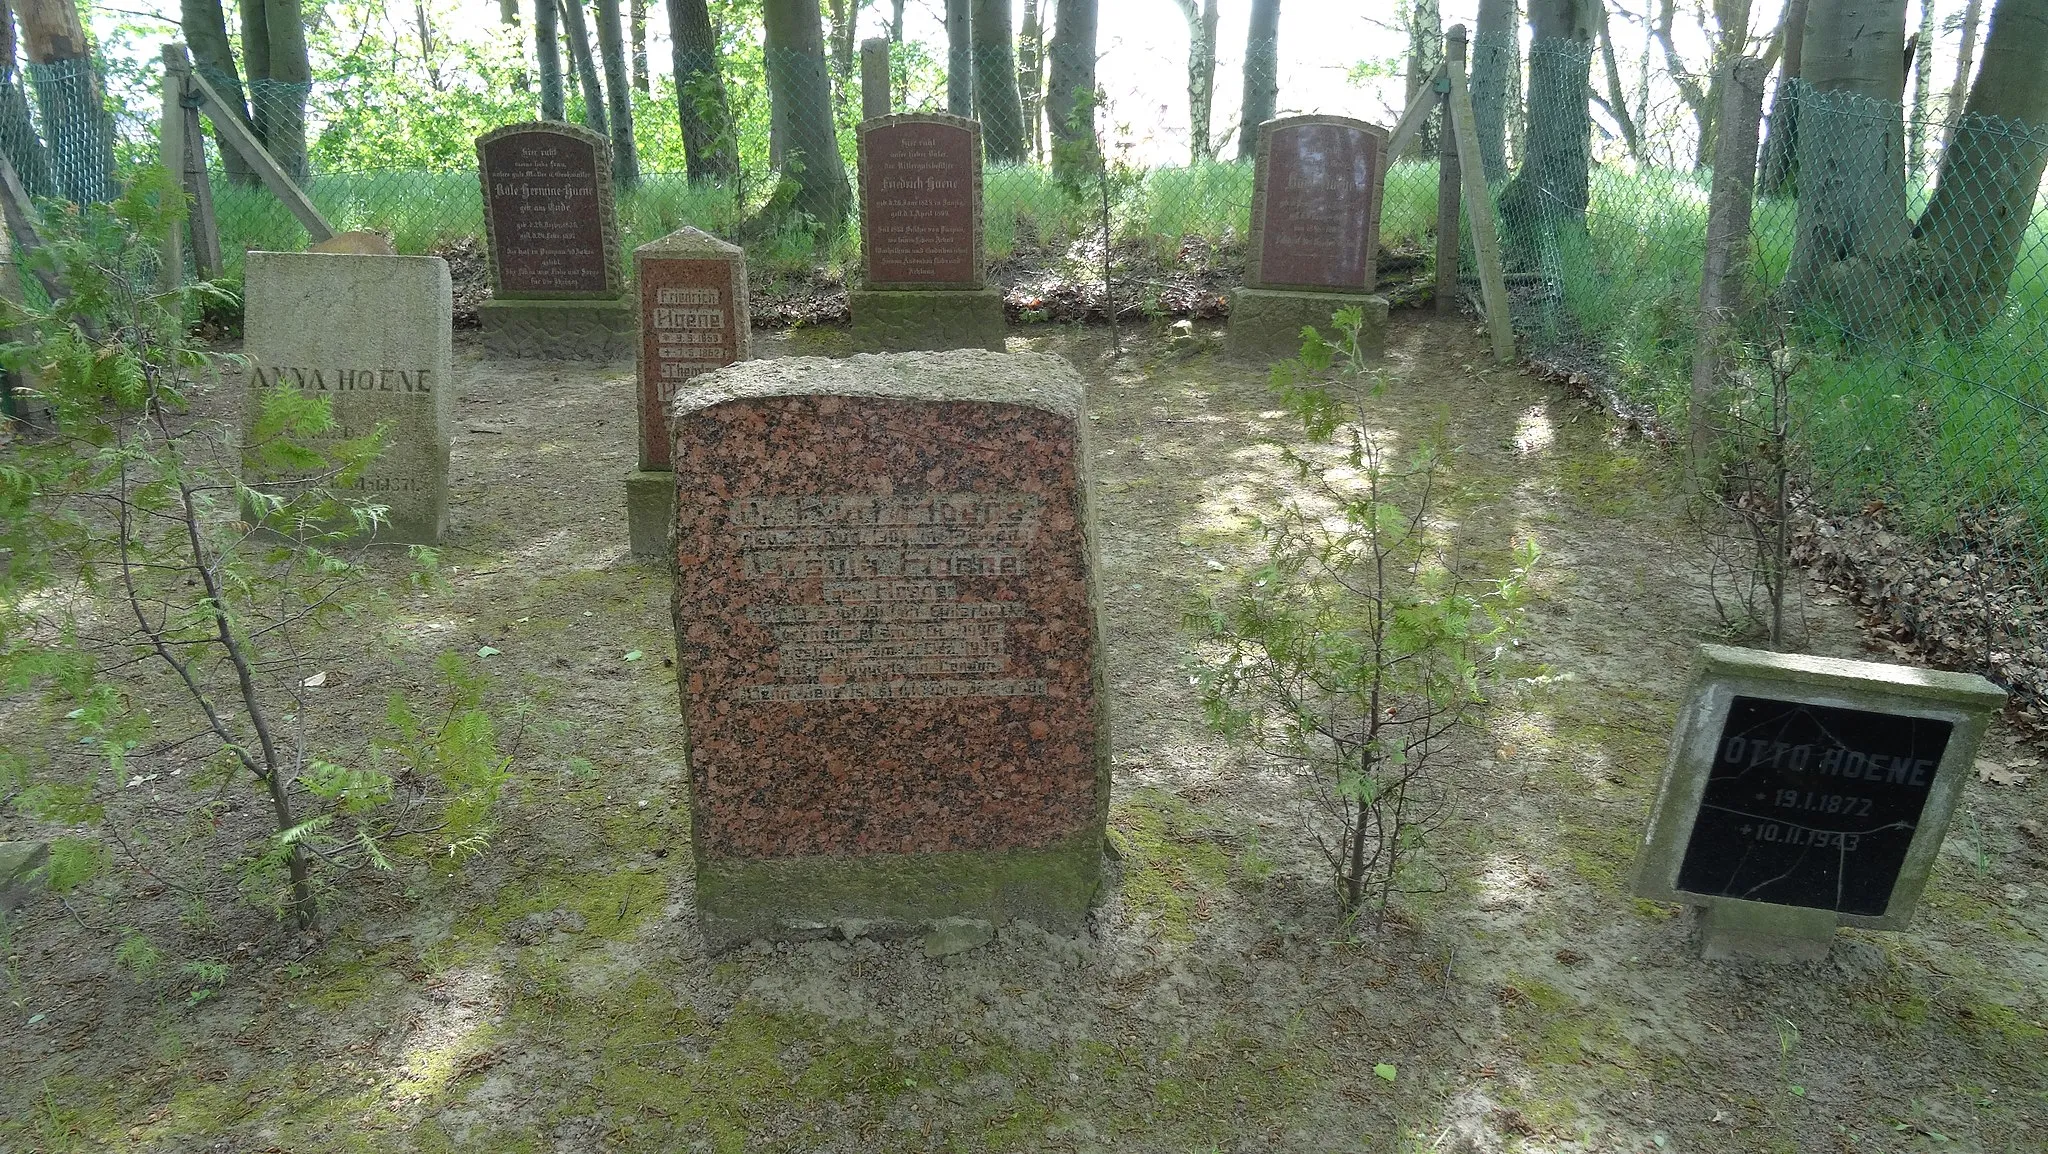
[667,351,1107,948]
[850,114,1006,351]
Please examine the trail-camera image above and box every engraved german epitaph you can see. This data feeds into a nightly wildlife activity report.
[239,251,455,544]
[1674,696,1950,915]
[633,228,748,471]
[1248,115,1387,293]
[476,122,624,299]
[669,351,1108,946]
[1634,646,2005,958]
[858,113,985,290]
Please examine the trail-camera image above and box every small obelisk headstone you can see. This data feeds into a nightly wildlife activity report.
[475,121,634,359]
[624,227,749,558]
[849,113,1006,352]
[1227,114,1392,359]
[668,351,1108,949]
[240,251,455,544]
[1634,645,2005,962]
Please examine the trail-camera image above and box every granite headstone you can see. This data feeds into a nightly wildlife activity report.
[474,121,633,358]
[850,114,1005,351]
[668,351,1108,947]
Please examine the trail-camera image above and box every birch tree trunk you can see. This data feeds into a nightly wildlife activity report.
[1170,0,1220,163]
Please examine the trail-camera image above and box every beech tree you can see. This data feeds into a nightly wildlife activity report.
[16,0,117,200]
[947,0,973,116]
[1169,0,1220,163]
[668,0,736,184]
[177,0,256,188]
[238,0,313,182]
[1940,0,1985,156]
[1782,0,1909,317]
[536,0,564,120]
[1046,0,1098,177]
[763,0,850,228]
[1914,0,2048,332]
[1236,0,1279,160]
[1758,0,1811,193]
[559,0,609,136]
[975,0,1028,162]
[593,0,640,185]
[1472,0,1515,179]
[1501,0,1596,234]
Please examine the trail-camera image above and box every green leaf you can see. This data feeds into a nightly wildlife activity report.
[475,645,500,658]
[1373,1063,1397,1082]
[623,650,643,662]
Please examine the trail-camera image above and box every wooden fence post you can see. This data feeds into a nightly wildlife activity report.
[1445,27,1515,364]
[1435,27,1465,315]
[1689,57,1769,484]
[184,65,334,244]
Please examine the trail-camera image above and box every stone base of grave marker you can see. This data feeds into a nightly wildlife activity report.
[1697,900,1837,964]
[849,288,1007,353]
[1225,288,1389,360]
[480,296,637,360]
[624,469,673,559]
[668,350,1108,950]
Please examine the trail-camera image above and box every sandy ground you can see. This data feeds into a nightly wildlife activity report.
[2,314,2044,1153]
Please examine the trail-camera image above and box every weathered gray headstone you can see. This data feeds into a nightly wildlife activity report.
[475,121,634,359]
[624,226,749,558]
[850,114,1006,352]
[1633,645,2005,962]
[1228,114,1391,360]
[667,350,1108,949]
[240,251,454,544]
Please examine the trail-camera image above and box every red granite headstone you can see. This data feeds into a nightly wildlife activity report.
[634,228,748,471]
[476,122,623,298]
[1249,116,1387,293]
[858,114,985,290]
[667,353,1107,942]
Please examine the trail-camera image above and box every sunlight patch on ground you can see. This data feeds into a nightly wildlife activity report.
[384,964,502,1106]
[1515,404,1555,456]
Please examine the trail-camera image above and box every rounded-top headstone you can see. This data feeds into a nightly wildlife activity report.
[1247,114,1388,293]
[476,121,625,299]
[857,113,986,290]
[667,350,1107,947]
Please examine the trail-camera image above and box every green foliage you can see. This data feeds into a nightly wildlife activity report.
[379,653,516,861]
[1190,314,1536,928]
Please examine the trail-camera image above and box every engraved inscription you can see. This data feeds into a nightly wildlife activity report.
[1257,122,1379,290]
[863,122,977,285]
[729,494,1047,701]
[482,133,611,295]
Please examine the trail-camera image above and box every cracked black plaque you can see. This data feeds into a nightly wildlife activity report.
[1675,695,1952,916]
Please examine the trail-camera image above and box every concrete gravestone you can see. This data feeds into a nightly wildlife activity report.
[850,114,1006,352]
[240,251,454,544]
[1228,114,1392,359]
[475,122,634,359]
[623,226,749,557]
[1634,645,2006,962]
[668,351,1107,947]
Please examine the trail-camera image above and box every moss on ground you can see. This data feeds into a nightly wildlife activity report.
[1109,787,1235,942]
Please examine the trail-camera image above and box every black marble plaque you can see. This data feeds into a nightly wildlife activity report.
[1676,695,1952,915]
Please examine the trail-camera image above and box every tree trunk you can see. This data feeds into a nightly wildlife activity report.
[1595,1,1643,161]
[1782,0,1910,327]
[0,0,52,199]
[668,0,736,183]
[1941,0,1985,156]
[501,0,530,96]
[178,0,256,189]
[1758,0,1810,193]
[828,0,856,108]
[1501,0,1596,238]
[1020,0,1045,159]
[537,0,565,119]
[630,0,648,92]
[1236,0,1279,160]
[947,0,974,117]
[1405,0,1443,155]
[559,0,609,136]
[1046,0,1098,178]
[237,0,312,183]
[1692,0,1755,168]
[1914,0,2048,333]
[974,0,1027,161]
[1907,0,1933,173]
[593,0,639,185]
[892,0,906,42]
[763,0,850,229]
[1169,0,1219,163]
[1472,0,1513,179]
